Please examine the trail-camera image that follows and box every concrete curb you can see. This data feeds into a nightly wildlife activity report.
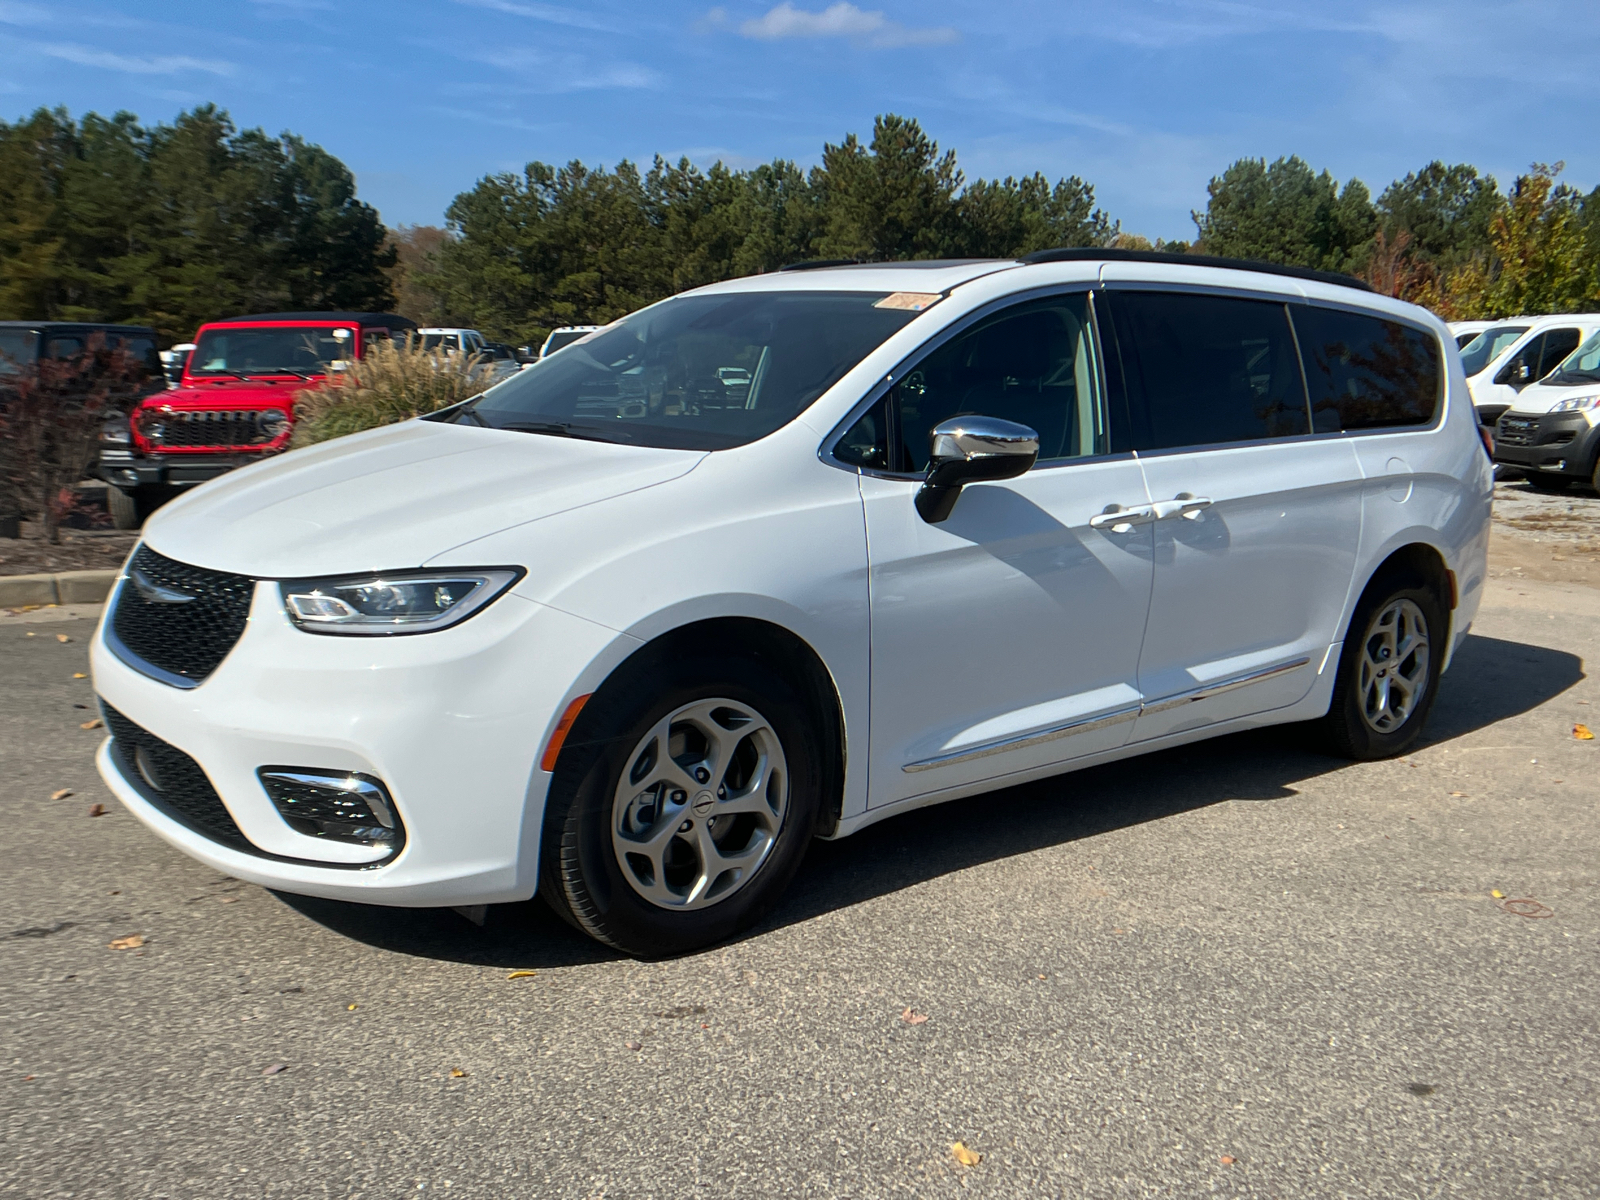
[0,570,118,608]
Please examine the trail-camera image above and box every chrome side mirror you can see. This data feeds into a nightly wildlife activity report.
[915,416,1039,523]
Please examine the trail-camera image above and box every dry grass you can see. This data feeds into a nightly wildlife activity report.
[291,337,495,446]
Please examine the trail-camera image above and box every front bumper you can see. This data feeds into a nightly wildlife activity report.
[1493,411,1600,479]
[91,572,633,906]
[98,450,268,489]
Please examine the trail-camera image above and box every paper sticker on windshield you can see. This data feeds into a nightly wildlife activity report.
[874,292,942,312]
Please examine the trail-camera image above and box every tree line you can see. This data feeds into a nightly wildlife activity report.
[0,105,394,341]
[7,106,1600,347]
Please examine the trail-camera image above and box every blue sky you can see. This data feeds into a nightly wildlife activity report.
[2,0,1597,242]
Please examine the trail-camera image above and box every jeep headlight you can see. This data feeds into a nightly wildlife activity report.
[257,408,290,440]
[280,568,523,635]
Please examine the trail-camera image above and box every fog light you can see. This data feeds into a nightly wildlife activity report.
[258,768,404,850]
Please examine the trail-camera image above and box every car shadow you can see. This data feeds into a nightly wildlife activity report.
[275,632,1583,967]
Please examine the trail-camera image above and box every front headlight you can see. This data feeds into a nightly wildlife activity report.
[1551,394,1600,412]
[280,568,523,636]
[257,408,290,440]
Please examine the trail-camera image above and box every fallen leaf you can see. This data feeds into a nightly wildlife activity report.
[23,1075,35,1081]
[1220,1155,1237,1165]
[506,970,536,980]
[951,1142,982,1167]
[1491,889,1504,899]
[899,1006,928,1025]
[1037,974,1047,980]
[449,1068,467,1078]
[50,788,72,801]
[71,673,86,679]
[56,634,70,643]
[107,934,144,950]
[347,1003,358,1011]
[80,719,102,730]
[261,1064,287,1076]
[625,1041,642,1051]
[1574,723,1594,740]
[1450,791,1466,797]
[88,803,106,817]
[218,896,237,903]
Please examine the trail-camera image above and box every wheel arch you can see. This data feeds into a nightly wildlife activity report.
[547,615,848,838]
[1343,539,1454,645]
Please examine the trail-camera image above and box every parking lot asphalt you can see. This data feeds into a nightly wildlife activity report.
[3,515,1598,1198]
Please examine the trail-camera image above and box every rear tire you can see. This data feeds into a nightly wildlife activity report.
[1320,571,1446,760]
[538,654,822,957]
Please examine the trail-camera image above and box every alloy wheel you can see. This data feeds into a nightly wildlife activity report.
[611,698,789,910]
[1358,598,1430,734]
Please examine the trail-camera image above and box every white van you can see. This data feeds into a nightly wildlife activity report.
[91,250,1491,955]
[1462,315,1600,426]
[1492,327,1600,491]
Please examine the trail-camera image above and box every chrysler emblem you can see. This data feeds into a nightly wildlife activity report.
[129,566,195,605]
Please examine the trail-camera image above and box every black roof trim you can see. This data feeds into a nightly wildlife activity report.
[778,259,862,272]
[1016,247,1372,293]
[0,321,157,332]
[211,312,419,326]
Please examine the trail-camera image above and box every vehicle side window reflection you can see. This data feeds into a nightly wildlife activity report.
[1293,306,1442,431]
[847,293,1105,474]
[1537,328,1581,378]
[1108,292,1308,451]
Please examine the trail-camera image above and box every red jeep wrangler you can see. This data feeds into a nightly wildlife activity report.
[100,311,416,528]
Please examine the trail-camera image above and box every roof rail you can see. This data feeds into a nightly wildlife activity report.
[778,259,863,272]
[1016,246,1372,293]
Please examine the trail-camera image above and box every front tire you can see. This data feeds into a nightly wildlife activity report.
[1320,572,1445,760]
[107,485,166,530]
[539,654,822,956]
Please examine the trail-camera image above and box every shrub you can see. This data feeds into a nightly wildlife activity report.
[290,336,496,447]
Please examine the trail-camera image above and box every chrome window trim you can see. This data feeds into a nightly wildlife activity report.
[817,283,1118,479]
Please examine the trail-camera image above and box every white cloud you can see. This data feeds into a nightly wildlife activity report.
[34,42,237,75]
[0,1,49,25]
[737,3,957,48]
[452,0,618,33]
[460,45,660,91]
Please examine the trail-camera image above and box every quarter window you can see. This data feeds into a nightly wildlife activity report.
[1106,292,1308,451]
[835,293,1106,473]
[1536,328,1581,378]
[1294,307,1441,431]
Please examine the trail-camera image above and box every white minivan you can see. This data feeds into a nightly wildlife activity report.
[92,250,1491,956]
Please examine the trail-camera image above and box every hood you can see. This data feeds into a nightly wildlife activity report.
[1506,379,1600,415]
[144,379,310,410]
[142,419,706,577]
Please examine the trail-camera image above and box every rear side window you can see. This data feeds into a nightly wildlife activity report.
[1536,327,1581,378]
[1106,291,1308,452]
[1293,307,1440,431]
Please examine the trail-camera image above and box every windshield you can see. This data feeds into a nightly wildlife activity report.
[542,328,594,356]
[190,326,354,378]
[1543,329,1600,385]
[455,291,921,450]
[0,329,36,375]
[1459,324,1528,377]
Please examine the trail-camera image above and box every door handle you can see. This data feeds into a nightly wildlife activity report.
[1152,495,1213,520]
[1088,504,1155,532]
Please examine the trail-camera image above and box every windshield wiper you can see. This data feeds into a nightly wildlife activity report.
[500,420,617,443]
